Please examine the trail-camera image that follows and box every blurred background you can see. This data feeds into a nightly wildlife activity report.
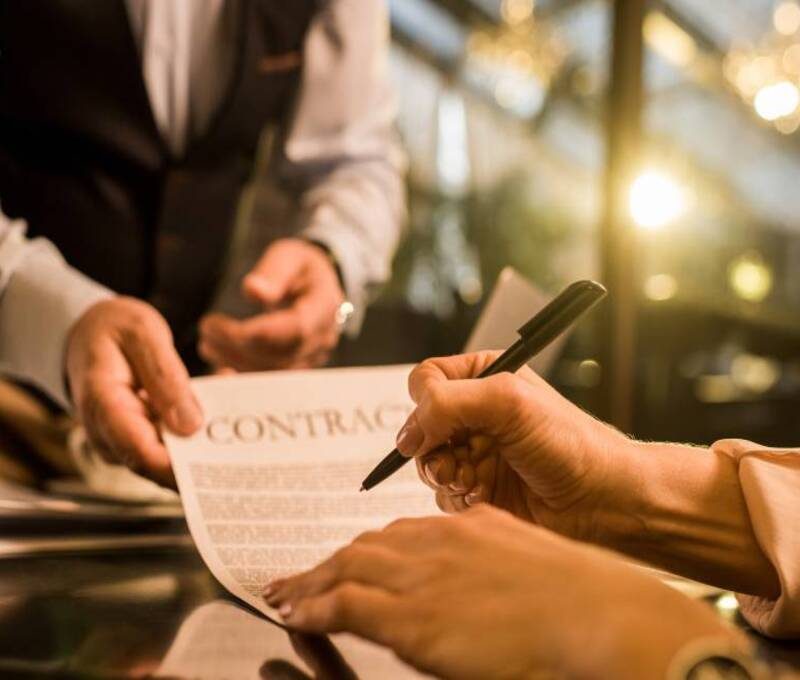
[337,0,800,446]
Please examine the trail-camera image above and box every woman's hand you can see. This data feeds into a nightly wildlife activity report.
[395,352,633,541]
[393,353,782,600]
[265,506,744,680]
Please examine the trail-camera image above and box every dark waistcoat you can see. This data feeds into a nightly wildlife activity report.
[0,0,316,367]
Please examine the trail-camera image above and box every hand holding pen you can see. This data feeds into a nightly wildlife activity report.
[361,280,606,492]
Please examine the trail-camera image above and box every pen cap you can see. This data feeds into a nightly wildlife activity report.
[517,280,606,351]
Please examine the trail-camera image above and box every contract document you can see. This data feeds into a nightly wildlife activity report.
[164,365,440,617]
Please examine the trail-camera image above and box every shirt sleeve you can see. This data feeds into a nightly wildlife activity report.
[278,0,407,330]
[0,211,113,408]
[711,439,800,639]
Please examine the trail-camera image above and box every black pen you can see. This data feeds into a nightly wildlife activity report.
[359,279,607,492]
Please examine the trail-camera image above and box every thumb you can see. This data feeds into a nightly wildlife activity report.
[396,373,526,458]
[243,239,306,306]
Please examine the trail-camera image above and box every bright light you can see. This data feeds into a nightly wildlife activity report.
[731,354,780,393]
[644,12,697,67]
[644,273,678,301]
[734,57,776,97]
[728,252,773,302]
[774,0,800,35]
[628,171,688,230]
[715,593,739,613]
[754,81,800,120]
[501,0,534,25]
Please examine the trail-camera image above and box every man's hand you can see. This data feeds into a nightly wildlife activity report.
[198,238,345,372]
[266,506,741,680]
[65,297,203,487]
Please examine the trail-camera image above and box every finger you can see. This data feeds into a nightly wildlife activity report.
[474,454,498,496]
[198,335,248,372]
[199,314,254,354]
[424,451,456,487]
[281,583,404,649]
[120,319,202,435]
[266,544,414,608]
[407,351,503,404]
[200,312,301,370]
[449,461,476,493]
[415,456,439,490]
[83,381,176,487]
[200,332,284,373]
[464,484,490,507]
[243,239,308,306]
[205,310,304,354]
[435,490,468,514]
[200,326,331,372]
[452,444,470,463]
[198,338,229,369]
[399,372,534,459]
[469,434,493,462]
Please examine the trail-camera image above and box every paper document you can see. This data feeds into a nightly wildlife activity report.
[164,366,439,617]
[464,267,566,376]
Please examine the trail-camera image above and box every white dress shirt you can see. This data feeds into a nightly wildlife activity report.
[0,0,404,407]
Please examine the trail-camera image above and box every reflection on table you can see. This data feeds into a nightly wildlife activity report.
[0,549,425,679]
[0,548,798,679]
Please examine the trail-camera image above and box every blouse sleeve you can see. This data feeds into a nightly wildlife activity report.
[712,438,800,638]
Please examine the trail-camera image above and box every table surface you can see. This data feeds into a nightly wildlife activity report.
[0,546,798,679]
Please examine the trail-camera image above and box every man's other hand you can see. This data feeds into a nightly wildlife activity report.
[66,297,203,487]
[198,238,345,372]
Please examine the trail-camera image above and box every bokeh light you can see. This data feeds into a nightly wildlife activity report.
[774,0,800,35]
[628,171,688,230]
[754,80,800,120]
[728,252,773,302]
[644,273,678,301]
[501,0,534,26]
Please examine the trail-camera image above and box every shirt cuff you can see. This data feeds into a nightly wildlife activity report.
[0,238,112,409]
[712,439,800,638]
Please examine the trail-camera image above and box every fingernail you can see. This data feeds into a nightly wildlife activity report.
[279,603,293,618]
[169,397,203,434]
[264,581,284,606]
[427,459,441,482]
[396,414,423,456]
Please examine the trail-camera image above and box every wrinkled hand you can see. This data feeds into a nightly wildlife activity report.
[266,506,739,680]
[66,297,203,487]
[198,239,345,372]
[394,351,633,541]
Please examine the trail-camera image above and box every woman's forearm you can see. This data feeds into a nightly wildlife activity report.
[595,439,781,599]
